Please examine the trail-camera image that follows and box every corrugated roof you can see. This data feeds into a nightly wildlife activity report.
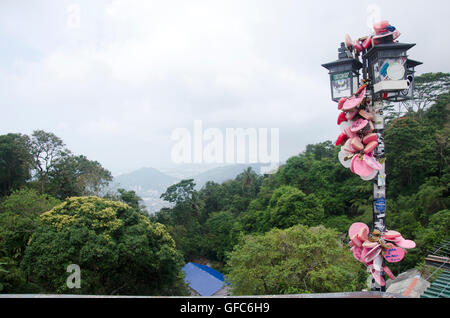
[192,263,226,282]
[182,262,226,296]
[421,270,450,298]
[421,240,450,298]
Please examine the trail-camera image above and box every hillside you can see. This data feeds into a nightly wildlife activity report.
[111,164,268,212]
[191,163,266,189]
[111,167,179,213]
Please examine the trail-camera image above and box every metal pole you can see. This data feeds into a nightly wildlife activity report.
[362,51,387,291]
[371,95,387,292]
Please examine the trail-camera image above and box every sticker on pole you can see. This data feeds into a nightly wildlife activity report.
[374,197,386,212]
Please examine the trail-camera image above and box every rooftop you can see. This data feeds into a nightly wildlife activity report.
[181,262,228,296]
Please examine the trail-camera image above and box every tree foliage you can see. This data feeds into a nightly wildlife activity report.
[30,130,68,194]
[225,225,366,295]
[412,72,450,120]
[48,154,112,199]
[0,133,32,196]
[268,185,324,229]
[0,130,113,201]
[21,196,187,295]
[203,211,239,262]
[0,188,61,262]
[0,188,61,293]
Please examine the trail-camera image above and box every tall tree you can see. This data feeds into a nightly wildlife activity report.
[160,179,196,206]
[387,72,450,121]
[48,154,112,199]
[30,130,68,194]
[116,188,148,214]
[412,72,450,120]
[160,179,203,219]
[0,134,32,196]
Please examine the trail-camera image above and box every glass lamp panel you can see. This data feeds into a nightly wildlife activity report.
[331,71,352,99]
[374,56,407,84]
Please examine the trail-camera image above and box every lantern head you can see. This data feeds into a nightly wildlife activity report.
[364,42,416,95]
[322,42,363,102]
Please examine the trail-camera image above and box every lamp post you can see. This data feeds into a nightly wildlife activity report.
[323,26,421,292]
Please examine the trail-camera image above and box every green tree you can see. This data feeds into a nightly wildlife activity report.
[426,93,450,179]
[237,204,271,234]
[234,167,261,199]
[0,133,32,197]
[161,179,196,206]
[21,196,187,295]
[385,117,438,197]
[198,181,225,223]
[225,225,366,295]
[384,73,450,122]
[154,179,204,260]
[412,72,450,121]
[48,154,112,199]
[116,188,146,212]
[161,179,204,220]
[29,130,68,194]
[165,222,204,261]
[0,249,28,293]
[203,211,238,262]
[268,185,324,229]
[323,215,353,233]
[274,144,370,217]
[0,188,61,262]
[0,188,60,293]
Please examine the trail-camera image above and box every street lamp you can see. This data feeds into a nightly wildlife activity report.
[322,42,363,102]
[364,42,416,94]
[323,23,422,293]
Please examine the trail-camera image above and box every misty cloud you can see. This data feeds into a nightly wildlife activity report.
[1,0,448,175]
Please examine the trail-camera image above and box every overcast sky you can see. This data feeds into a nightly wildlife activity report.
[1,0,449,176]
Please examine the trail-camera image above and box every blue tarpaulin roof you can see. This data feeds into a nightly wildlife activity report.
[182,262,226,296]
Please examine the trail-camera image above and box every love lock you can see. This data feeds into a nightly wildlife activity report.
[335,82,383,180]
[348,223,416,286]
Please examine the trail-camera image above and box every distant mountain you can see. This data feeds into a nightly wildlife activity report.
[191,163,265,189]
[113,167,179,193]
[110,168,179,214]
[160,163,225,180]
[109,163,272,213]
